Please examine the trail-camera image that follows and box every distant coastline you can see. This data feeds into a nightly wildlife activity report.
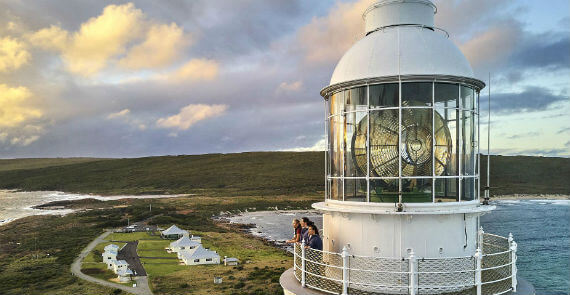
[493,194,570,200]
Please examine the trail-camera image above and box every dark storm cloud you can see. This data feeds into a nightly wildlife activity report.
[481,87,569,113]
[510,33,570,72]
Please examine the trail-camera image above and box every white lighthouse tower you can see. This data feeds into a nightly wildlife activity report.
[281,1,532,294]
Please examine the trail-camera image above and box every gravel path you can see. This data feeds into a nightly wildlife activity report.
[70,230,153,295]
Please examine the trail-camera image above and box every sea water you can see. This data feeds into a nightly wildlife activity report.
[0,190,185,226]
[229,199,570,295]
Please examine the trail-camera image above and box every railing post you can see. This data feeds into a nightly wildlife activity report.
[478,226,484,253]
[342,246,349,295]
[301,241,306,287]
[475,248,482,295]
[509,233,518,292]
[409,250,417,295]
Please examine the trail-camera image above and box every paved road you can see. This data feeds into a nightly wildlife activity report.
[118,241,147,276]
[71,230,153,295]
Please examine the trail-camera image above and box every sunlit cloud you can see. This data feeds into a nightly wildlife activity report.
[0,37,30,72]
[157,104,228,131]
[278,80,303,92]
[296,0,374,65]
[119,22,190,70]
[168,59,220,82]
[0,84,42,127]
[106,109,130,120]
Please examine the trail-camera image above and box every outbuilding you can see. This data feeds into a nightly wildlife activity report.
[160,225,189,239]
[179,246,220,266]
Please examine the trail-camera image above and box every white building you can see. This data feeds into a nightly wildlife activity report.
[112,260,129,274]
[169,236,201,253]
[179,246,220,266]
[117,268,133,282]
[160,224,189,239]
[102,244,118,264]
[223,257,238,266]
[280,1,526,294]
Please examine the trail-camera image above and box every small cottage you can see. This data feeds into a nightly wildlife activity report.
[179,246,220,265]
[223,257,239,266]
[117,268,133,282]
[160,225,189,239]
[169,236,201,253]
[112,260,129,274]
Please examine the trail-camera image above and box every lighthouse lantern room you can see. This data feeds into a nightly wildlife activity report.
[280,1,528,295]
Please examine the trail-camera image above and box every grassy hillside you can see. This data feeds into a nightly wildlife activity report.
[0,152,568,196]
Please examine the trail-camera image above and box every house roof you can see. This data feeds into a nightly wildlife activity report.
[117,268,133,276]
[161,225,189,236]
[180,246,219,260]
[115,260,129,266]
[170,236,201,248]
[104,244,119,251]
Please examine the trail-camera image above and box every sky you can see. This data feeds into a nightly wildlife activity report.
[0,0,568,158]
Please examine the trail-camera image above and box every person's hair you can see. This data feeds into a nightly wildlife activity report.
[301,217,310,224]
[306,221,314,227]
[293,219,300,225]
[309,224,319,236]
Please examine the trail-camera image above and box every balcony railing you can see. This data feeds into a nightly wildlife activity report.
[293,230,517,295]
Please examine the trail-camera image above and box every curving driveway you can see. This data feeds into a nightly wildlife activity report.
[70,230,153,295]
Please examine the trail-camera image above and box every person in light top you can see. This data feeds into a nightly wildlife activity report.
[286,219,302,244]
[305,224,323,251]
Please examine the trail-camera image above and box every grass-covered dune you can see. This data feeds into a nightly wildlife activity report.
[0,152,568,196]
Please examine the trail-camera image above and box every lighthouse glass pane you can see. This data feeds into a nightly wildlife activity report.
[370,83,398,107]
[345,87,367,112]
[344,179,367,202]
[435,178,458,202]
[402,178,432,202]
[330,115,344,177]
[331,178,342,200]
[401,108,433,176]
[345,111,367,177]
[369,179,399,203]
[462,177,475,201]
[434,104,458,176]
[330,92,344,116]
[368,110,399,177]
[462,111,475,176]
[402,82,433,106]
[434,83,458,108]
[461,86,474,110]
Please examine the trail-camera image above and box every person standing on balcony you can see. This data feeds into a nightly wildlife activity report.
[286,219,302,244]
[305,224,323,250]
[300,217,312,243]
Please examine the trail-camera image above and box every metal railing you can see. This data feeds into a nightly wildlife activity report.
[293,230,517,295]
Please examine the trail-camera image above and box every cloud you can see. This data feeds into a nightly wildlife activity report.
[119,22,189,70]
[106,109,130,120]
[156,104,228,131]
[0,37,30,72]
[283,137,326,152]
[506,131,540,140]
[486,87,569,113]
[168,59,219,82]
[277,80,303,92]
[557,127,570,134]
[0,84,42,127]
[27,25,69,51]
[459,23,522,70]
[28,3,145,77]
[296,0,375,65]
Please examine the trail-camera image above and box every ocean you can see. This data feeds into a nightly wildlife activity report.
[229,199,570,295]
[0,190,185,226]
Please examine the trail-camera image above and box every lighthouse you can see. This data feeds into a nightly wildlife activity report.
[280,1,530,294]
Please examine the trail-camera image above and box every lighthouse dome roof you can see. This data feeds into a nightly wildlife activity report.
[329,0,477,87]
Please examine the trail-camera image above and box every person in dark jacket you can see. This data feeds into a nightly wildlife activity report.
[305,224,323,251]
[301,218,312,244]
